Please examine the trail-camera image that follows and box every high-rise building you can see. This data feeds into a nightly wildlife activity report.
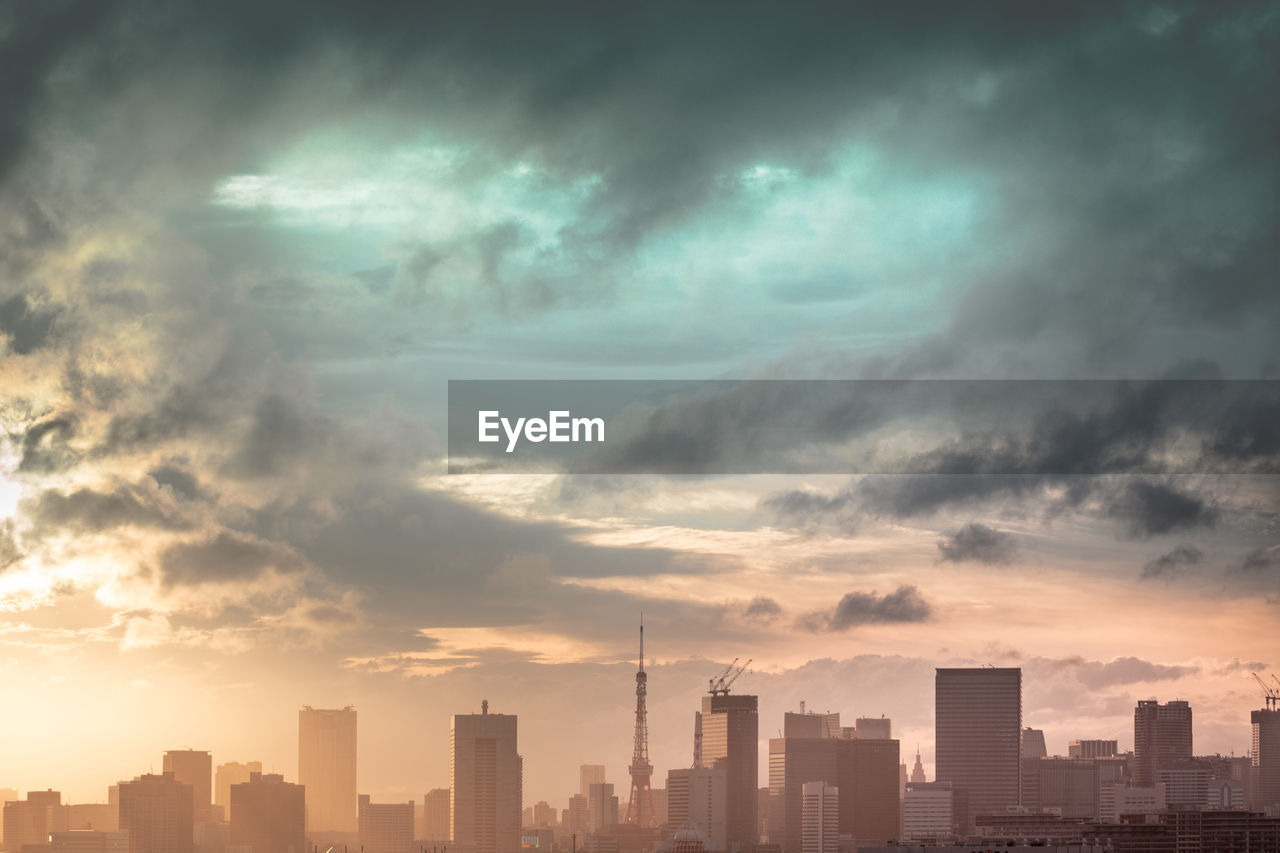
[1020,757,1100,820]
[934,667,1021,831]
[1020,728,1047,760]
[359,795,415,853]
[215,762,262,824]
[580,766,606,799]
[700,693,758,853]
[299,705,358,833]
[1068,740,1118,759]
[452,701,522,853]
[565,795,588,838]
[230,772,304,853]
[163,751,212,826]
[1133,700,1192,788]
[767,736,836,853]
[667,768,726,851]
[1254,708,1280,813]
[799,783,837,853]
[117,772,194,853]
[4,790,64,851]
[530,801,556,828]
[833,736,899,845]
[586,783,618,833]
[1156,759,1211,810]
[902,782,951,843]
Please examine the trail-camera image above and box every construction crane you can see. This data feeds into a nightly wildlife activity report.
[1252,672,1279,710]
[709,659,751,696]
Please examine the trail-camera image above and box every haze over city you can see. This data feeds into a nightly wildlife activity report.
[1,0,1277,834]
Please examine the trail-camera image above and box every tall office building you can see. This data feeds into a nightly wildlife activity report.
[1253,708,1280,812]
[424,789,451,841]
[701,694,757,853]
[586,783,618,833]
[564,795,588,838]
[767,737,836,853]
[833,736,899,844]
[1020,728,1047,760]
[299,705,358,833]
[799,783,837,853]
[452,701,522,853]
[667,768,727,851]
[117,772,194,853]
[230,772,304,853]
[1133,700,1192,788]
[934,667,1021,831]
[580,766,606,798]
[163,750,212,825]
[359,795,415,853]
[783,710,840,740]
[215,762,262,824]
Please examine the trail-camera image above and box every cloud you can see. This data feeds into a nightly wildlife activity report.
[158,532,308,587]
[25,483,193,536]
[0,294,60,354]
[799,585,932,632]
[1140,543,1205,580]
[1104,481,1218,538]
[937,522,1017,564]
[1068,656,1200,690]
[744,595,782,621]
[1238,545,1280,574]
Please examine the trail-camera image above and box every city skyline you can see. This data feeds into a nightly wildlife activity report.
[1,0,1277,829]
[1,651,1273,810]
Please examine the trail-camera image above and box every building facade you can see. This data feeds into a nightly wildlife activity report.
[700,694,758,853]
[934,667,1021,831]
[230,772,305,853]
[452,701,522,853]
[298,705,358,833]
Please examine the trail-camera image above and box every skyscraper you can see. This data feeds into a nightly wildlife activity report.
[230,772,304,853]
[799,783,837,853]
[668,768,727,851]
[1254,708,1280,812]
[833,736,899,844]
[909,748,926,784]
[934,667,1021,831]
[117,772,194,853]
[701,693,758,853]
[452,700,522,853]
[163,750,212,825]
[1133,699,1192,788]
[215,761,262,824]
[1068,740,1118,759]
[298,705,358,833]
[586,782,618,832]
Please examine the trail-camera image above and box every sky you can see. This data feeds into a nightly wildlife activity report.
[1,0,1278,810]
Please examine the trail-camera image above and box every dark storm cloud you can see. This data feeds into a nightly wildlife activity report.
[0,519,20,570]
[148,465,205,501]
[937,522,1017,564]
[25,483,193,536]
[798,585,931,632]
[1140,543,1205,580]
[159,531,307,587]
[1104,481,1219,538]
